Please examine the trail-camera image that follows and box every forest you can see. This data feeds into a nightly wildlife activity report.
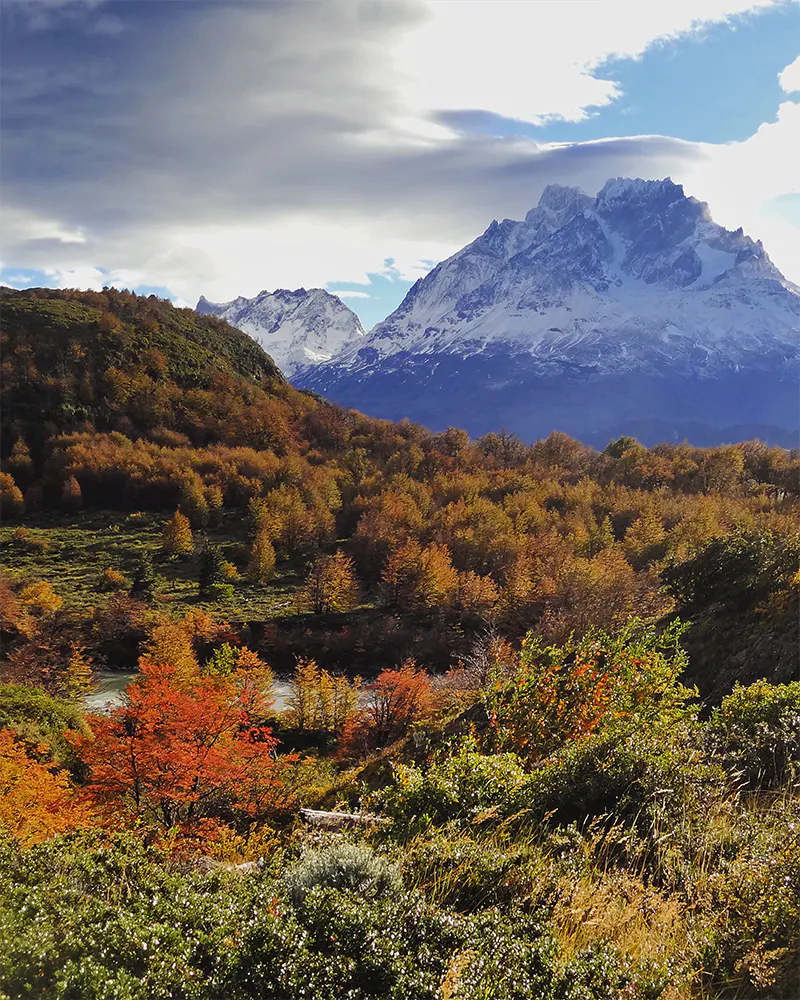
[0,286,798,1000]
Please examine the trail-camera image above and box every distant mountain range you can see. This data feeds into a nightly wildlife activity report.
[196,287,365,376]
[198,179,800,446]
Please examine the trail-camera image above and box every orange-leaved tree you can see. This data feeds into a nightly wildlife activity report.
[70,662,282,830]
[341,662,433,754]
[0,728,92,846]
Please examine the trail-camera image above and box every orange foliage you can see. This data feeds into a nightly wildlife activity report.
[0,729,91,845]
[71,662,280,830]
[341,663,434,754]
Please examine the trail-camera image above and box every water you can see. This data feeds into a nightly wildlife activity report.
[84,672,294,712]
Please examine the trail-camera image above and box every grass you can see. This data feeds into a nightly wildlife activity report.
[0,510,307,621]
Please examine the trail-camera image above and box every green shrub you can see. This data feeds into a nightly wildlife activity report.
[380,742,526,833]
[509,726,723,833]
[0,683,88,769]
[284,842,401,907]
[705,680,800,790]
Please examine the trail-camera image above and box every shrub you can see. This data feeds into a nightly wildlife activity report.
[380,742,526,831]
[0,683,88,768]
[509,726,723,834]
[705,680,800,789]
[284,843,401,906]
[18,580,62,614]
[97,566,128,592]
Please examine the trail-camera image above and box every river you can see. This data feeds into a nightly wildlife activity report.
[85,672,295,713]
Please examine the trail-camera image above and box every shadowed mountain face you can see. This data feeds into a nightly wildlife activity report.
[293,178,800,446]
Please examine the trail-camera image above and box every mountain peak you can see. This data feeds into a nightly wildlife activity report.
[526,184,592,223]
[194,287,365,375]
[295,175,800,446]
[596,176,684,205]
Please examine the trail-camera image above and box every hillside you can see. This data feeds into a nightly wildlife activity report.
[1,290,799,1000]
[0,286,291,455]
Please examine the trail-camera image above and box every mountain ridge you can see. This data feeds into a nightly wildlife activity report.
[293,177,800,446]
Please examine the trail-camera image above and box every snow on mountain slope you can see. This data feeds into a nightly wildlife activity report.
[295,178,800,446]
[196,287,365,376]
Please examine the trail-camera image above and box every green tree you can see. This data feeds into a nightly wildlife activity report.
[198,544,232,600]
[130,550,158,601]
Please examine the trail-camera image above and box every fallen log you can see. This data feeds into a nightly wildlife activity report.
[299,807,388,828]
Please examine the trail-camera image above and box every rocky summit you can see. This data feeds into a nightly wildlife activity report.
[197,287,365,377]
[293,178,800,447]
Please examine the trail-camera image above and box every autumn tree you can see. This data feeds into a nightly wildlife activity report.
[0,472,25,520]
[247,528,276,583]
[341,663,433,754]
[70,662,279,830]
[0,729,91,846]
[179,472,209,528]
[161,509,193,558]
[18,580,62,615]
[7,438,34,491]
[142,619,200,687]
[61,475,83,512]
[300,551,359,614]
[286,658,360,735]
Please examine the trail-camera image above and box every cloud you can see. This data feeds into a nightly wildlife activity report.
[779,53,800,91]
[335,290,371,299]
[0,0,797,307]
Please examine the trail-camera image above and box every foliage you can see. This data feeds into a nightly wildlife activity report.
[247,527,276,583]
[284,842,401,906]
[300,550,359,614]
[0,729,91,846]
[285,658,360,735]
[130,549,158,601]
[198,544,233,600]
[380,741,526,831]
[662,531,800,615]
[342,663,434,753]
[161,509,193,558]
[18,580,62,614]
[705,679,800,789]
[0,683,88,768]
[70,662,279,830]
[486,619,694,758]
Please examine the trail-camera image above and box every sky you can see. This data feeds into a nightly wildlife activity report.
[1,0,798,331]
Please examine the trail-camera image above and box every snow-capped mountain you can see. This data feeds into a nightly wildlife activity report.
[197,287,365,376]
[295,178,800,446]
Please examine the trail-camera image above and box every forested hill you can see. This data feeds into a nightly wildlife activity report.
[0,286,291,453]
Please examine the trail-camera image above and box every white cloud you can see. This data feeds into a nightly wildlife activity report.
[394,0,784,126]
[674,99,800,280]
[779,53,800,91]
[334,290,371,299]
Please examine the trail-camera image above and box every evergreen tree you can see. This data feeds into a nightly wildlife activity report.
[198,544,231,599]
[130,550,158,601]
